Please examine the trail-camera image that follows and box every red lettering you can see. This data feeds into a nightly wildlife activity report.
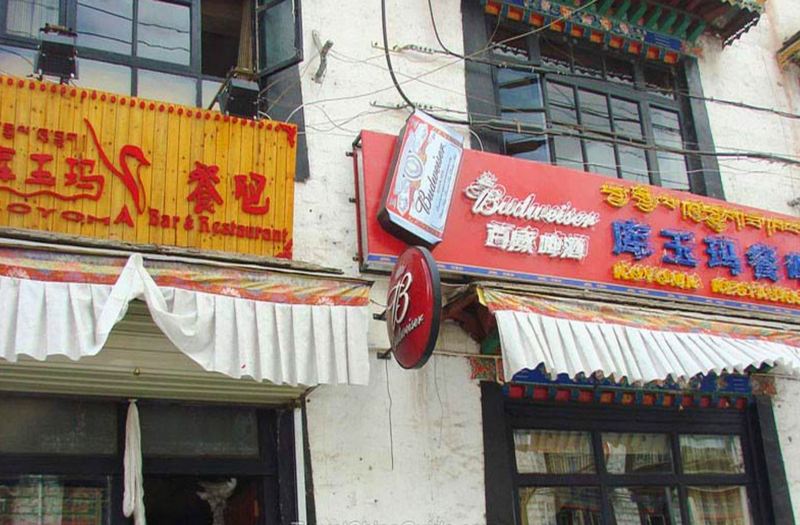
[2,123,14,140]
[54,130,65,149]
[148,208,160,226]
[0,146,15,181]
[198,215,210,233]
[36,128,49,144]
[183,215,194,231]
[7,202,31,214]
[87,214,110,226]
[64,157,104,197]
[187,162,223,214]
[27,153,55,186]
[234,172,270,215]
[160,214,171,228]
[114,205,135,228]
[36,207,56,218]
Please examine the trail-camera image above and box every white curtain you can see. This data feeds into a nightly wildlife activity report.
[0,254,370,387]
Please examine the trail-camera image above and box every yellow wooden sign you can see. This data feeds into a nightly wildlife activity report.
[0,76,296,258]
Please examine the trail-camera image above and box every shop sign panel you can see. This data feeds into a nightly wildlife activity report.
[386,246,441,369]
[355,130,800,317]
[378,111,463,247]
[0,76,296,258]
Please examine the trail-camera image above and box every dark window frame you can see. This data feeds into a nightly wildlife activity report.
[481,382,794,525]
[0,394,298,525]
[461,0,724,199]
[0,0,302,107]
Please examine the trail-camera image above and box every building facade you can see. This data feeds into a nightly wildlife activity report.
[2,0,800,524]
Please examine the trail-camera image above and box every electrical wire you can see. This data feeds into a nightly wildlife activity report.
[423,0,800,122]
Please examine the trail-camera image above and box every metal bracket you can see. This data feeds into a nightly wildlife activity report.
[312,30,334,84]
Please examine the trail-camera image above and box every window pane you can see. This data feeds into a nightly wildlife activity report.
[619,145,650,184]
[77,58,131,95]
[610,487,682,525]
[579,90,610,132]
[0,476,111,524]
[553,136,583,171]
[518,487,602,525]
[651,108,683,148]
[202,79,223,110]
[0,45,37,77]
[603,433,672,474]
[0,398,116,455]
[645,65,676,99]
[140,404,259,457]
[611,97,643,140]
[547,83,577,125]
[500,75,544,112]
[687,486,753,525]
[77,0,133,55]
[572,46,603,79]
[509,140,551,164]
[657,152,689,191]
[6,0,59,39]
[137,0,190,65]
[680,435,745,474]
[137,69,196,105]
[605,56,634,85]
[540,38,571,73]
[514,430,595,474]
[258,0,298,72]
[585,140,616,177]
[145,475,261,523]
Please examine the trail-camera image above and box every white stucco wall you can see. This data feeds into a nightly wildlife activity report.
[773,374,800,519]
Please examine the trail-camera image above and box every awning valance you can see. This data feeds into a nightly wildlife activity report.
[0,248,372,387]
[482,0,764,63]
[474,285,800,384]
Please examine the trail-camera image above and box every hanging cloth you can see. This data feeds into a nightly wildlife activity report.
[123,400,146,525]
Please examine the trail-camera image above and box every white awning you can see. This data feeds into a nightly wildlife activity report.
[0,248,372,387]
[478,287,800,383]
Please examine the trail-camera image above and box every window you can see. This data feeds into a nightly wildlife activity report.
[461,6,723,197]
[482,384,790,525]
[0,0,302,107]
[491,31,697,191]
[0,396,298,524]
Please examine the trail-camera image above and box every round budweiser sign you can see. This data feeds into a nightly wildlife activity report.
[386,246,442,369]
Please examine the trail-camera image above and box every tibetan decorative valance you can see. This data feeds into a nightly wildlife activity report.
[0,247,372,386]
[482,0,764,63]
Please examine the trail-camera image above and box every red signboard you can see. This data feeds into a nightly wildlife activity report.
[386,246,441,369]
[355,131,800,318]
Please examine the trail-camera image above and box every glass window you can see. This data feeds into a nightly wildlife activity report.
[76,0,134,55]
[488,31,706,194]
[0,45,37,77]
[518,487,602,525]
[603,433,672,474]
[77,58,131,94]
[514,430,595,474]
[137,69,196,105]
[610,486,682,525]
[140,404,259,458]
[680,435,745,474]
[686,486,753,524]
[137,0,190,65]
[5,0,59,38]
[0,475,111,524]
[0,397,116,455]
[202,79,223,110]
[257,0,300,74]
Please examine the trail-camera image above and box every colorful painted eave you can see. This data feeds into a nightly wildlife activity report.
[482,0,764,63]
